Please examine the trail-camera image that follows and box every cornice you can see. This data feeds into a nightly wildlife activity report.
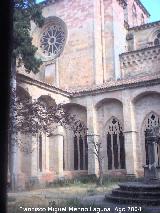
[134,0,150,17]
[17,73,71,98]
[129,20,160,32]
[120,44,160,57]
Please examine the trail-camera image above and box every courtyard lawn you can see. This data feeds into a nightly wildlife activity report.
[8,176,145,213]
[8,179,119,212]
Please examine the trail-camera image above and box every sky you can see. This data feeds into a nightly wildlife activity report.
[141,0,160,22]
[36,0,160,23]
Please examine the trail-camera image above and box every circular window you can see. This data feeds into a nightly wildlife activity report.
[40,19,67,60]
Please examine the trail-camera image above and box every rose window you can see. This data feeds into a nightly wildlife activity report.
[40,24,66,58]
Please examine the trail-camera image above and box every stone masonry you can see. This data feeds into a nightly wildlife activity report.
[10,0,160,190]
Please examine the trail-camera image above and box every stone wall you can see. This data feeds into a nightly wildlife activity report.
[31,0,95,89]
[112,0,127,79]
[134,93,160,173]
[127,0,149,27]
[71,83,160,176]
[120,45,160,79]
[13,0,160,191]
[127,23,160,51]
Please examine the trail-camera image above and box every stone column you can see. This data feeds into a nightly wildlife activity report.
[31,134,38,176]
[123,95,137,176]
[87,100,98,175]
[49,126,64,177]
[10,133,24,191]
[10,142,20,191]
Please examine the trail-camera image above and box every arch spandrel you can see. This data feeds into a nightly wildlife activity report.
[95,98,123,110]
[132,91,160,104]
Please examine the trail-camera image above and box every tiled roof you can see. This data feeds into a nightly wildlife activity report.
[69,74,160,97]
[17,73,71,97]
[17,73,160,98]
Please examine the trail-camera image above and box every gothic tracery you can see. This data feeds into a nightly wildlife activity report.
[73,123,88,171]
[144,112,160,166]
[106,118,125,170]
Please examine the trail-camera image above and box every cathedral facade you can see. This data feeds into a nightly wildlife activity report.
[13,0,160,190]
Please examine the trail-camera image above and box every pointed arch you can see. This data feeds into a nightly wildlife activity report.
[73,122,88,170]
[147,29,160,47]
[142,111,160,130]
[104,116,123,133]
[142,112,160,166]
[105,117,125,170]
[153,31,160,46]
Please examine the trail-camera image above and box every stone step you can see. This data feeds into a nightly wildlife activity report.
[119,182,160,192]
[112,188,160,199]
[105,193,160,206]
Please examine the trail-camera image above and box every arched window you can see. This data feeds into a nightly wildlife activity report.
[74,123,88,170]
[141,14,144,25]
[154,33,160,46]
[106,117,125,170]
[132,4,137,26]
[143,112,160,166]
[39,133,42,172]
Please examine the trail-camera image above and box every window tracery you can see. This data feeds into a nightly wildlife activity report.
[40,18,67,60]
[154,33,160,46]
[144,112,160,166]
[73,123,88,170]
[106,118,125,170]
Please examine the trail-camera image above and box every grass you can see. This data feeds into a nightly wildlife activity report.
[46,174,142,192]
[8,175,146,213]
